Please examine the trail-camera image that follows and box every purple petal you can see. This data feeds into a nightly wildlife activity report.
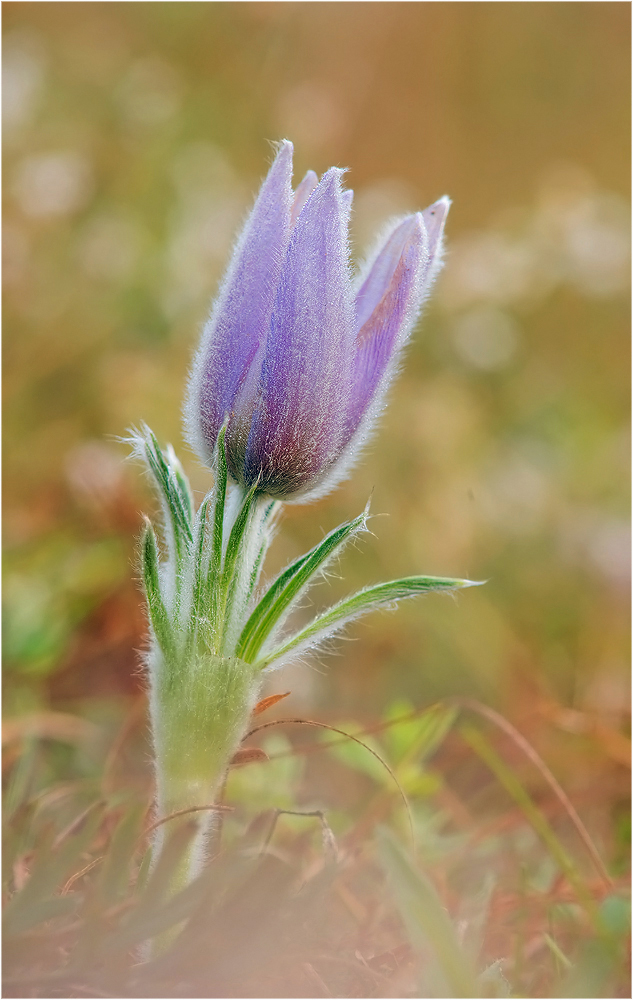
[421,196,450,256]
[185,141,294,462]
[342,188,354,214]
[239,168,355,498]
[355,216,424,331]
[227,168,321,448]
[344,215,428,437]
[290,170,318,226]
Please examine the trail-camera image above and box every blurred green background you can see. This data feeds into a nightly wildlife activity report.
[3,3,629,821]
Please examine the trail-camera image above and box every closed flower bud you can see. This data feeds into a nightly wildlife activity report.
[185,140,449,501]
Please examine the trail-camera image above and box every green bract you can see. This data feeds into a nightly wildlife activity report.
[132,423,478,889]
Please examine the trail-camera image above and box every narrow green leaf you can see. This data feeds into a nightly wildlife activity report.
[255,575,480,669]
[166,443,194,524]
[222,479,260,591]
[207,425,228,635]
[377,826,479,998]
[142,521,175,658]
[142,426,193,557]
[237,507,368,663]
[217,477,261,653]
[243,499,279,606]
[238,551,312,653]
[187,495,212,649]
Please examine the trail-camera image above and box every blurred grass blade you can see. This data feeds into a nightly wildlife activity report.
[103,864,212,955]
[400,702,459,767]
[12,894,80,930]
[555,938,622,998]
[377,826,479,998]
[256,575,480,669]
[544,932,572,971]
[135,821,198,915]
[460,724,600,926]
[3,737,39,822]
[322,727,391,785]
[458,871,496,963]
[236,506,368,662]
[96,803,146,909]
[4,804,105,936]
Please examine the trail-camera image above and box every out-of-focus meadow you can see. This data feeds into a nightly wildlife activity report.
[3,4,630,996]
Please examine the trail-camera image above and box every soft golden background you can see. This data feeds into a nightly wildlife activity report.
[3,3,630,855]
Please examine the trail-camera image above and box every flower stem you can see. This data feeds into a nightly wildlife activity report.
[148,647,260,893]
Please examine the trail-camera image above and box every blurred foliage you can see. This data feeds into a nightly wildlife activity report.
[3,702,630,997]
[2,3,630,996]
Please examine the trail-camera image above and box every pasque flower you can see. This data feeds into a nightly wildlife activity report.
[132,142,476,920]
[185,140,449,500]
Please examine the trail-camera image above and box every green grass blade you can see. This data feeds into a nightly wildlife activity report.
[256,575,480,669]
[4,805,105,936]
[96,804,146,909]
[236,507,368,663]
[460,724,601,927]
[556,937,622,998]
[107,821,198,951]
[104,869,211,955]
[3,737,39,822]
[397,703,460,769]
[377,826,479,998]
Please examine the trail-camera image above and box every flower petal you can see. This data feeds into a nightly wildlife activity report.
[239,168,355,498]
[354,216,422,331]
[345,214,429,436]
[184,141,294,464]
[290,169,318,226]
[421,196,451,257]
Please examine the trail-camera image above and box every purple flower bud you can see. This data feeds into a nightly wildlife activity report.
[185,141,449,501]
